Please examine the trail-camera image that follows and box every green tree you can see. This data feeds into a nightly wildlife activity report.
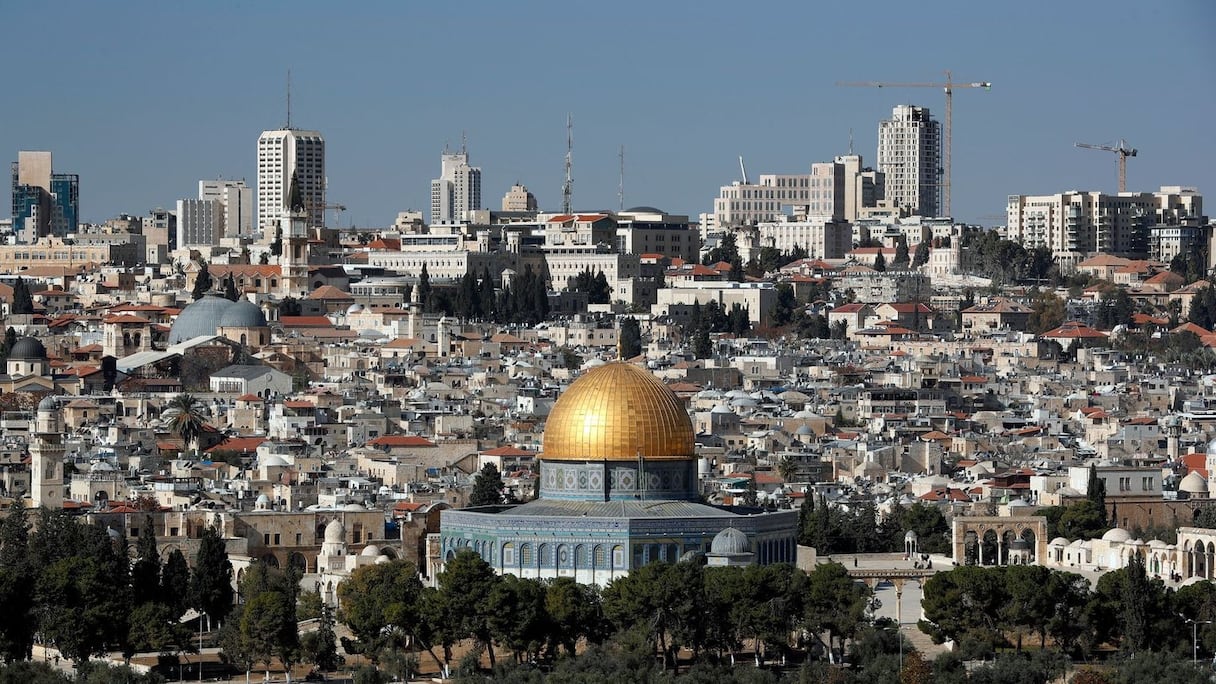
[417,264,432,312]
[619,317,642,359]
[893,236,910,269]
[163,393,210,453]
[873,251,887,272]
[804,561,870,662]
[437,549,501,668]
[771,283,797,327]
[485,575,549,664]
[125,601,193,658]
[469,463,505,507]
[1086,464,1108,526]
[919,566,1008,655]
[544,577,605,656]
[1028,290,1066,334]
[241,588,292,679]
[702,233,740,266]
[0,503,34,662]
[129,516,161,605]
[300,603,341,674]
[278,296,303,317]
[338,561,435,667]
[34,515,132,666]
[222,273,239,302]
[692,326,712,359]
[191,263,212,301]
[189,523,233,629]
[10,278,34,315]
[160,549,190,619]
[911,240,931,269]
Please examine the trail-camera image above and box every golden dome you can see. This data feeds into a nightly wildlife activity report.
[542,362,694,462]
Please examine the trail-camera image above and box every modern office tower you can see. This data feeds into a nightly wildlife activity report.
[877,105,942,217]
[256,129,325,236]
[430,149,481,224]
[502,183,538,212]
[11,150,79,238]
[200,180,253,238]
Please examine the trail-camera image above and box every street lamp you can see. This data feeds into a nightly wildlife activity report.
[1180,615,1212,663]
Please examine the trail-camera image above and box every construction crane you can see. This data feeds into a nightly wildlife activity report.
[837,70,992,217]
[738,156,750,185]
[1074,140,1137,193]
[319,203,347,228]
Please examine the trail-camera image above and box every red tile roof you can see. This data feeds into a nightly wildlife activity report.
[369,435,437,448]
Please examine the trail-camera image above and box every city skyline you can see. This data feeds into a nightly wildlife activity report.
[1,0,1212,229]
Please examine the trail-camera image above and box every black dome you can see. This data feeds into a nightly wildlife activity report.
[9,337,47,360]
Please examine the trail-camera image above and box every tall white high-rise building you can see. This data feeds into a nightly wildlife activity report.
[877,105,941,217]
[430,150,481,224]
[257,128,325,236]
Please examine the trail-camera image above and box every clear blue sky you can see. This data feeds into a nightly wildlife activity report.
[3,0,1213,228]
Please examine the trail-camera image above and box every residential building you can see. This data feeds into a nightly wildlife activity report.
[430,149,481,224]
[1005,187,1203,265]
[11,151,79,239]
[877,105,941,217]
[257,128,325,234]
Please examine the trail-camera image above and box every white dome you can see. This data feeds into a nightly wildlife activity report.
[1181,471,1209,494]
[261,455,290,468]
[1050,537,1070,546]
[324,519,345,543]
[1102,527,1131,543]
[360,544,381,557]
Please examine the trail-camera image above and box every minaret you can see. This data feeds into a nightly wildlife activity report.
[279,171,311,296]
[31,396,64,509]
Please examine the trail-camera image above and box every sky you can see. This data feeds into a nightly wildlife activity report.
[2,0,1213,229]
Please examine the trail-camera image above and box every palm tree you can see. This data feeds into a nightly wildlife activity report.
[163,393,210,454]
[778,455,798,484]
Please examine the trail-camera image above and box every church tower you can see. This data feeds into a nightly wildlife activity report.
[30,396,64,509]
[279,171,311,296]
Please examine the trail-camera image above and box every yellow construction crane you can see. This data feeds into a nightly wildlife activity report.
[1074,140,1136,193]
[837,70,992,217]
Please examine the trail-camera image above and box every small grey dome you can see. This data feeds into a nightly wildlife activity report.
[9,337,47,360]
[169,296,235,344]
[38,396,57,411]
[218,300,268,328]
[904,530,918,541]
[711,527,751,555]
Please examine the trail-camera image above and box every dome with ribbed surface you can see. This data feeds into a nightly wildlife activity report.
[711,527,751,555]
[169,295,235,344]
[218,300,268,328]
[10,337,46,360]
[542,362,694,462]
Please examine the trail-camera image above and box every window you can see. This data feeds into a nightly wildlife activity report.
[273,533,281,545]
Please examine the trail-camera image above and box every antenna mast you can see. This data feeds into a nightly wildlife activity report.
[618,144,625,212]
[562,114,573,214]
[286,69,292,129]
